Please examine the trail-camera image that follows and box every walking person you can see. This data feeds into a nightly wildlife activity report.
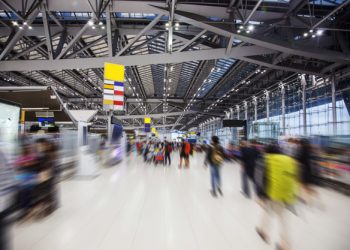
[0,148,16,250]
[255,143,299,250]
[179,139,191,168]
[296,139,319,205]
[205,136,225,197]
[164,141,172,166]
[239,140,260,198]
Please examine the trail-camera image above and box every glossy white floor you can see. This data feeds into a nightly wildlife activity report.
[12,152,350,250]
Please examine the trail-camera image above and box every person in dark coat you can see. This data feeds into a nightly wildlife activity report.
[239,140,260,198]
[296,139,319,204]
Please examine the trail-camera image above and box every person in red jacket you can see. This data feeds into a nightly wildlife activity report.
[179,139,191,168]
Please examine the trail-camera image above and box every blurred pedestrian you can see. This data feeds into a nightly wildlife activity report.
[0,149,16,250]
[239,140,260,198]
[205,136,225,197]
[179,139,191,168]
[164,141,172,166]
[296,139,319,205]
[256,144,299,250]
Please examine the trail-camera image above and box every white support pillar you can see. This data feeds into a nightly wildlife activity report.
[244,101,248,121]
[253,96,257,122]
[265,90,270,122]
[229,108,233,119]
[301,74,307,136]
[236,105,240,120]
[281,83,286,135]
[331,76,337,135]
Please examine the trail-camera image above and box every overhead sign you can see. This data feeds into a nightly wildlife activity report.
[103,63,125,111]
[144,117,151,132]
[222,119,246,127]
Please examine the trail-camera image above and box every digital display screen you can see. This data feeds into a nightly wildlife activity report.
[222,119,246,127]
[38,117,55,126]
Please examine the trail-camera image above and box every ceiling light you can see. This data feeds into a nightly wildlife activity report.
[23,21,27,26]
[92,26,96,29]
[312,34,316,38]
[248,25,254,31]
[239,25,244,30]
[316,30,323,36]
[28,26,32,30]
[175,23,180,27]
[19,26,23,30]
[12,21,18,26]
[165,22,170,27]
[101,26,105,29]
[237,30,241,33]
[246,30,251,34]
[303,32,308,37]
[88,20,94,26]
[175,27,179,31]
[309,29,314,33]
[99,21,103,26]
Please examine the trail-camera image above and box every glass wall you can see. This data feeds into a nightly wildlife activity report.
[198,76,350,143]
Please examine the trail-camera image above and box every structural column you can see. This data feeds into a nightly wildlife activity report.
[265,90,270,122]
[331,76,337,135]
[253,96,257,122]
[244,101,248,121]
[236,105,240,120]
[281,83,286,135]
[301,74,307,136]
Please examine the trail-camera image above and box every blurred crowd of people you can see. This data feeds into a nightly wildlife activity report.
[135,139,195,168]
[203,136,324,250]
[0,137,59,250]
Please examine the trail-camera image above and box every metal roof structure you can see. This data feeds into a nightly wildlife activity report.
[0,0,349,131]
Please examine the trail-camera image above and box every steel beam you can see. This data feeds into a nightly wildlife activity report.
[66,35,107,59]
[9,32,61,59]
[41,4,53,60]
[56,22,90,59]
[151,6,350,64]
[0,46,274,71]
[116,14,163,56]
[176,29,206,52]
[312,0,350,29]
[0,0,24,20]
[97,111,196,120]
[243,0,263,25]
[106,3,113,57]
[0,7,40,60]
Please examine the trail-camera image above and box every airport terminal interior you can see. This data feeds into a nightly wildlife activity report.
[0,0,350,250]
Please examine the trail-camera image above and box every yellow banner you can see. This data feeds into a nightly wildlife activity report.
[104,63,125,81]
[144,117,151,124]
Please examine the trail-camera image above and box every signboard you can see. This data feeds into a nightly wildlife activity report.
[103,63,125,111]
[222,119,246,127]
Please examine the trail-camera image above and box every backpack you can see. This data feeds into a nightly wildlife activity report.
[211,146,224,166]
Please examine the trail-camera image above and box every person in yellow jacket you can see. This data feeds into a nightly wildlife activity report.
[256,143,299,250]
